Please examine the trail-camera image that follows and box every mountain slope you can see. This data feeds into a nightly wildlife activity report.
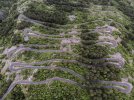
[0,0,134,100]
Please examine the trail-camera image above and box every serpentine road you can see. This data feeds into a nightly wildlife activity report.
[17,14,95,32]
[18,14,91,28]
[9,62,84,80]
[1,10,133,100]
[22,29,80,40]
[100,80,133,94]
[22,28,80,37]
[21,27,119,49]
[4,47,68,58]
[10,59,91,68]
[3,45,125,68]
[0,77,82,100]
[1,76,132,100]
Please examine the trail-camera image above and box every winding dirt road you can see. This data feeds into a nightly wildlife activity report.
[9,62,84,80]
[1,77,82,100]
[1,5,133,100]
[100,80,133,94]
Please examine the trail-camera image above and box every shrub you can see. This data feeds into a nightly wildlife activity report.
[24,3,68,25]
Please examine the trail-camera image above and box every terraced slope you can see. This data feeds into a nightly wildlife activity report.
[0,0,134,100]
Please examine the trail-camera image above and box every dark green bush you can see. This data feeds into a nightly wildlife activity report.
[46,0,87,7]
[11,34,23,45]
[24,3,68,25]
[81,45,109,59]
[6,85,25,100]
[80,32,99,40]
[16,21,32,30]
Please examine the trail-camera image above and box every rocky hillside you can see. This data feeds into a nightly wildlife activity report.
[0,0,134,100]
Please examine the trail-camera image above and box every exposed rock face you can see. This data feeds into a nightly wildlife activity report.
[95,25,119,34]
[68,15,76,21]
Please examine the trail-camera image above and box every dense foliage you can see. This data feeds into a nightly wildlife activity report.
[0,0,134,100]
[24,2,68,25]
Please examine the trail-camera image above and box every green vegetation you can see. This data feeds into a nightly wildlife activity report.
[79,26,122,99]
[5,85,25,100]
[24,2,68,25]
[0,0,134,100]
[27,82,90,100]
[0,74,12,97]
